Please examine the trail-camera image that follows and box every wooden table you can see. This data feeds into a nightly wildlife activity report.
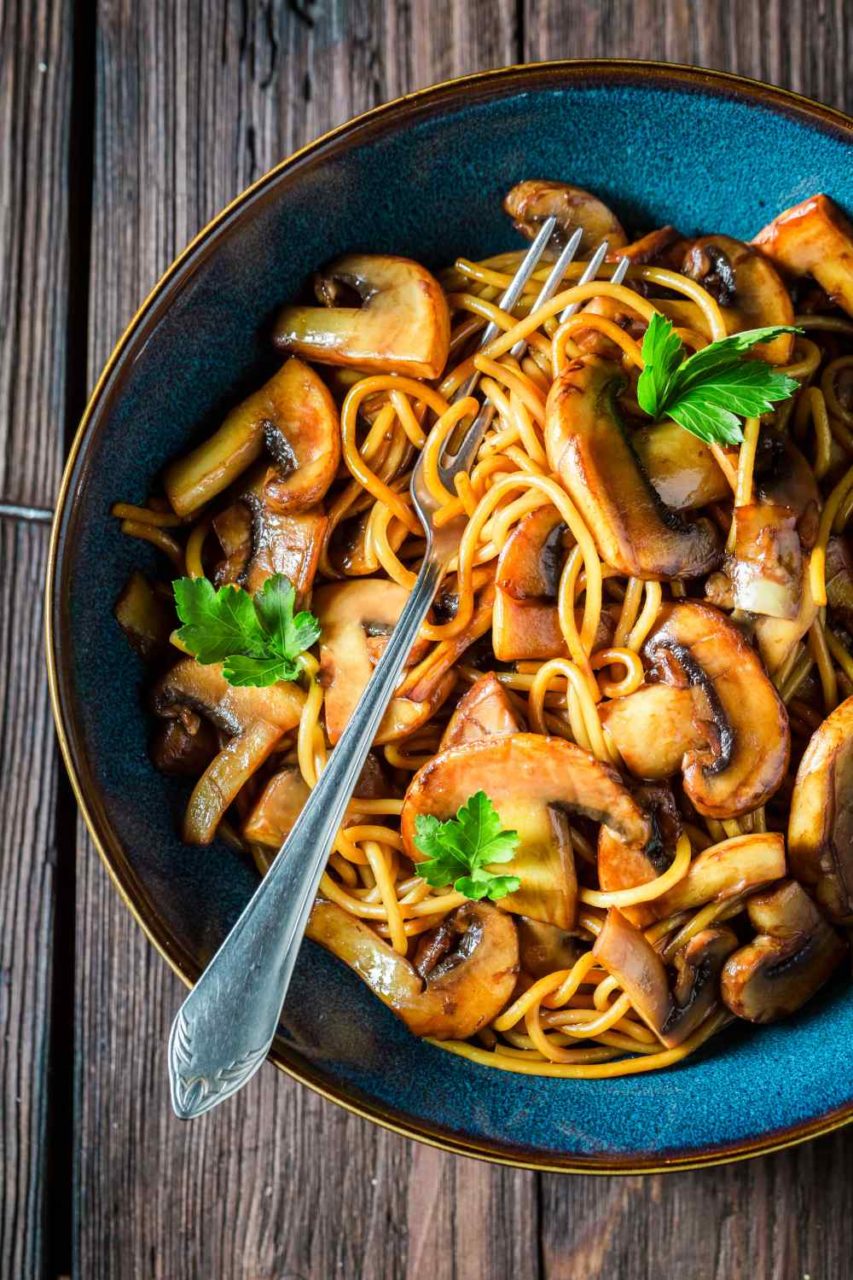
[3,2,852,1276]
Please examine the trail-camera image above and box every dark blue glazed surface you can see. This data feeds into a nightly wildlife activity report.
[52,66,853,1167]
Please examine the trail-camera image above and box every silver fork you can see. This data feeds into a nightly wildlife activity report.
[167,220,623,1119]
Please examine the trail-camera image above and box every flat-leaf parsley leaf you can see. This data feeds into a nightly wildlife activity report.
[636,313,801,446]
[414,791,521,902]
[172,574,320,687]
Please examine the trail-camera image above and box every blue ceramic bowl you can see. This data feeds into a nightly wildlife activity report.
[48,62,853,1172]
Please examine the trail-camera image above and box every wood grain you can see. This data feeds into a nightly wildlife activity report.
[0,0,73,508]
[75,3,530,1278]
[0,520,59,1278]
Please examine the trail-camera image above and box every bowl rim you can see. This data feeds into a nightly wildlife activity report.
[47,57,853,1175]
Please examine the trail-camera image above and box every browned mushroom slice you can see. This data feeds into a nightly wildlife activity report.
[606,225,682,265]
[114,572,174,661]
[681,234,795,363]
[439,673,521,750]
[643,602,790,818]
[720,880,847,1022]
[493,506,570,660]
[164,357,340,518]
[753,194,853,318]
[600,684,698,781]
[633,421,730,511]
[332,507,408,576]
[243,766,311,859]
[596,784,682,928]
[402,734,652,931]
[545,356,722,579]
[569,296,648,360]
[824,535,853,631]
[306,898,518,1040]
[753,435,820,548]
[150,717,218,777]
[652,832,787,917]
[504,180,627,254]
[274,255,450,379]
[313,580,452,745]
[593,908,737,1047]
[517,917,580,979]
[788,696,853,921]
[213,473,327,604]
[152,658,305,844]
[729,502,802,620]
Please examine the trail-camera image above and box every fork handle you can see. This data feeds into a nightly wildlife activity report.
[168,552,444,1119]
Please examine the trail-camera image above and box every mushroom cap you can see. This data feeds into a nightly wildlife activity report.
[721,880,847,1023]
[503,180,628,254]
[753,193,853,319]
[152,657,305,736]
[402,734,651,931]
[652,832,787,917]
[681,233,795,363]
[274,254,451,379]
[545,356,722,580]
[306,898,518,1040]
[643,602,790,818]
[788,695,853,921]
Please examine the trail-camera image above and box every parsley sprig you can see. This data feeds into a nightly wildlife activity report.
[637,313,801,446]
[172,574,320,687]
[414,791,521,902]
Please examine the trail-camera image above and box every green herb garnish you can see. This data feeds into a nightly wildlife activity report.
[172,573,320,687]
[414,791,521,902]
[637,313,801,445]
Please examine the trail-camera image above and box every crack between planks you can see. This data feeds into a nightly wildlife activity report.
[44,0,96,1276]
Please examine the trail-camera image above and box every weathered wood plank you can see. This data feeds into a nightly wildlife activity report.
[0,519,59,1279]
[0,0,73,507]
[523,4,853,1278]
[76,3,536,1278]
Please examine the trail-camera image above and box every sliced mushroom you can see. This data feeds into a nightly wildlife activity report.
[754,559,819,676]
[721,880,847,1022]
[306,898,518,1039]
[164,357,340,518]
[597,783,681,928]
[633,421,730,511]
[274,255,450,379]
[114,572,174,661]
[652,832,787,918]
[753,435,821,547]
[313,580,453,745]
[729,502,802,619]
[608,225,683,265]
[681,234,795,363]
[601,684,698,781]
[517,917,580,979]
[592,908,737,1047]
[152,658,304,844]
[788,696,853,921]
[642,602,790,818]
[504,180,627,254]
[493,506,569,660]
[243,765,310,860]
[569,296,648,360]
[213,471,327,604]
[545,356,722,579]
[753,194,853,318]
[150,716,218,777]
[402,734,652,931]
[439,673,521,750]
[825,535,853,632]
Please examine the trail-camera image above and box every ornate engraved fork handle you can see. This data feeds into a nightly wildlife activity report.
[168,554,444,1119]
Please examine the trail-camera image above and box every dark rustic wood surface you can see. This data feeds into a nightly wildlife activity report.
[1,1,852,1276]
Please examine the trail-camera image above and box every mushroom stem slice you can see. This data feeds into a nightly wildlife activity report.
[183,718,286,845]
[306,899,518,1040]
[721,881,847,1023]
[633,422,730,512]
[729,502,803,620]
[503,180,628,254]
[600,684,698,781]
[753,194,853,319]
[274,254,451,379]
[788,695,853,921]
[164,357,340,518]
[545,356,722,580]
[644,602,790,818]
